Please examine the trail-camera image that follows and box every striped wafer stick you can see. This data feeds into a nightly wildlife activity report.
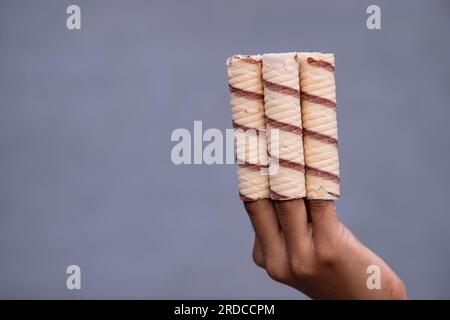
[262,53,306,200]
[226,55,270,201]
[298,52,340,199]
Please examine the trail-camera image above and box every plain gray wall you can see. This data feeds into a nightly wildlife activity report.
[0,0,449,299]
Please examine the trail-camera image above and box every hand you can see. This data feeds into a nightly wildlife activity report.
[245,199,407,299]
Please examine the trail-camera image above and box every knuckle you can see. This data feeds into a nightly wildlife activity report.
[289,258,316,279]
[315,243,338,266]
[252,249,265,268]
[265,262,289,283]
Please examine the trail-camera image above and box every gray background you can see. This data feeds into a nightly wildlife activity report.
[0,0,449,299]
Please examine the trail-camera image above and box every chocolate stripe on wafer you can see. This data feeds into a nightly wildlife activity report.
[278,158,306,172]
[270,189,290,200]
[300,91,336,111]
[238,162,269,172]
[328,191,340,198]
[241,57,261,65]
[306,57,335,72]
[228,55,262,65]
[268,156,305,172]
[229,84,264,101]
[305,165,340,183]
[239,193,255,201]
[303,128,338,146]
[263,79,300,99]
[265,116,303,135]
[232,121,260,135]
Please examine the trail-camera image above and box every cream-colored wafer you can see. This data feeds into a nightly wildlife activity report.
[262,53,306,200]
[226,55,269,201]
[298,52,340,199]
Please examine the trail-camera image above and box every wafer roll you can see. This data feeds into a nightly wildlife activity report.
[262,53,306,200]
[298,52,340,199]
[227,55,270,201]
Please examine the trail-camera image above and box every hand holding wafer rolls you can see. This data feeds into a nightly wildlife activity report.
[226,52,406,300]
